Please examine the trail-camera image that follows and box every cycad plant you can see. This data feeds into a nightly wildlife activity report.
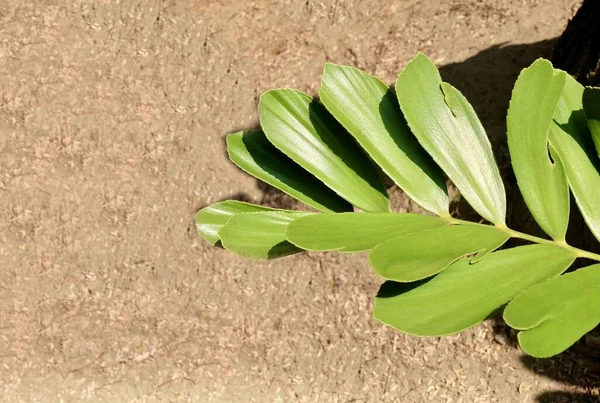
[196,53,600,358]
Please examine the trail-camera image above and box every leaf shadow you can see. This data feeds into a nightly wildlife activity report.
[376,279,430,299]
[520,348,600,402]
[536,391,599,403]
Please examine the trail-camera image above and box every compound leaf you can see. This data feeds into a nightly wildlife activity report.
[504,264,600,358]
[227,130,352,213]
[507,59,569,240]
[259,89,390,212]
[369,225,509,282]
[319,63,449,216]
[396,53,505,225]
[219,211,312,259]
[583,86,600,158]
[195,200,275,245]
[549,75,600,242]
[286,213,447,252]
[374,244,576,336]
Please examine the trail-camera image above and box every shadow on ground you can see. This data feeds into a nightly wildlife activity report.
[219,38,600,401]
[522,350,600,402]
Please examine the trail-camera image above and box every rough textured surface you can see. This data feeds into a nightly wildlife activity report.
[0,0,598,401]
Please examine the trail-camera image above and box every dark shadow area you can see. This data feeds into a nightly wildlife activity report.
[552,0,600,87]
[537,391,599,403]
[376,279,430,298]
[584,88,600,120]
[520,349,600,402]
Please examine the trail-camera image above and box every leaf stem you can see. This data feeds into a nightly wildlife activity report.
[444,217,600,262]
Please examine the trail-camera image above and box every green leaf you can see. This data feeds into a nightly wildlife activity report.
[319,63,449,216]
[507,59,569,240]
[195,200,274,245]
[259,89,390,212]
[504,264,600,358]
[373,244,576,336]
[227,130,352,213]
[369,224,509,282]
[583,86,600,158]
[219,211,311,259]
[286,213,447,252]
[396,53,505,225]
[549,75,600,242]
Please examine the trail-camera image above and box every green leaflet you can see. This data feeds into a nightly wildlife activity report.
[374,244,576,336]
[583,87,600,157]
[504,264,600,358]
[369,225,509,282]
[319,63,449,216]
[195,200,274,245]
[549,75,600,242]
[396,53,505,225]
[286,213,447,252]
[507,59,569,241]
[227,130,352,213]
[259,89,390,213]
[219,211,311,259]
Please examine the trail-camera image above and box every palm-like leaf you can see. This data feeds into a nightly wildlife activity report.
[196,55,600,358]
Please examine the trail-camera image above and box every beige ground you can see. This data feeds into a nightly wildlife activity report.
[1,0,599,402]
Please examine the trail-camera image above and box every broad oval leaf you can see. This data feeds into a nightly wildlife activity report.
[227,130,352,213]
[507,59,569,240]
[286,212,447,252]
[549,75,600,242]
[583,86,600,158]
[319,63,449,216]
[219,211,311,259]
[504,264,600,358]
[369,224,509,282]
[374,244,576,336]
[396,53,506,225]
[259,89,390,212]
[195,200,274,245]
